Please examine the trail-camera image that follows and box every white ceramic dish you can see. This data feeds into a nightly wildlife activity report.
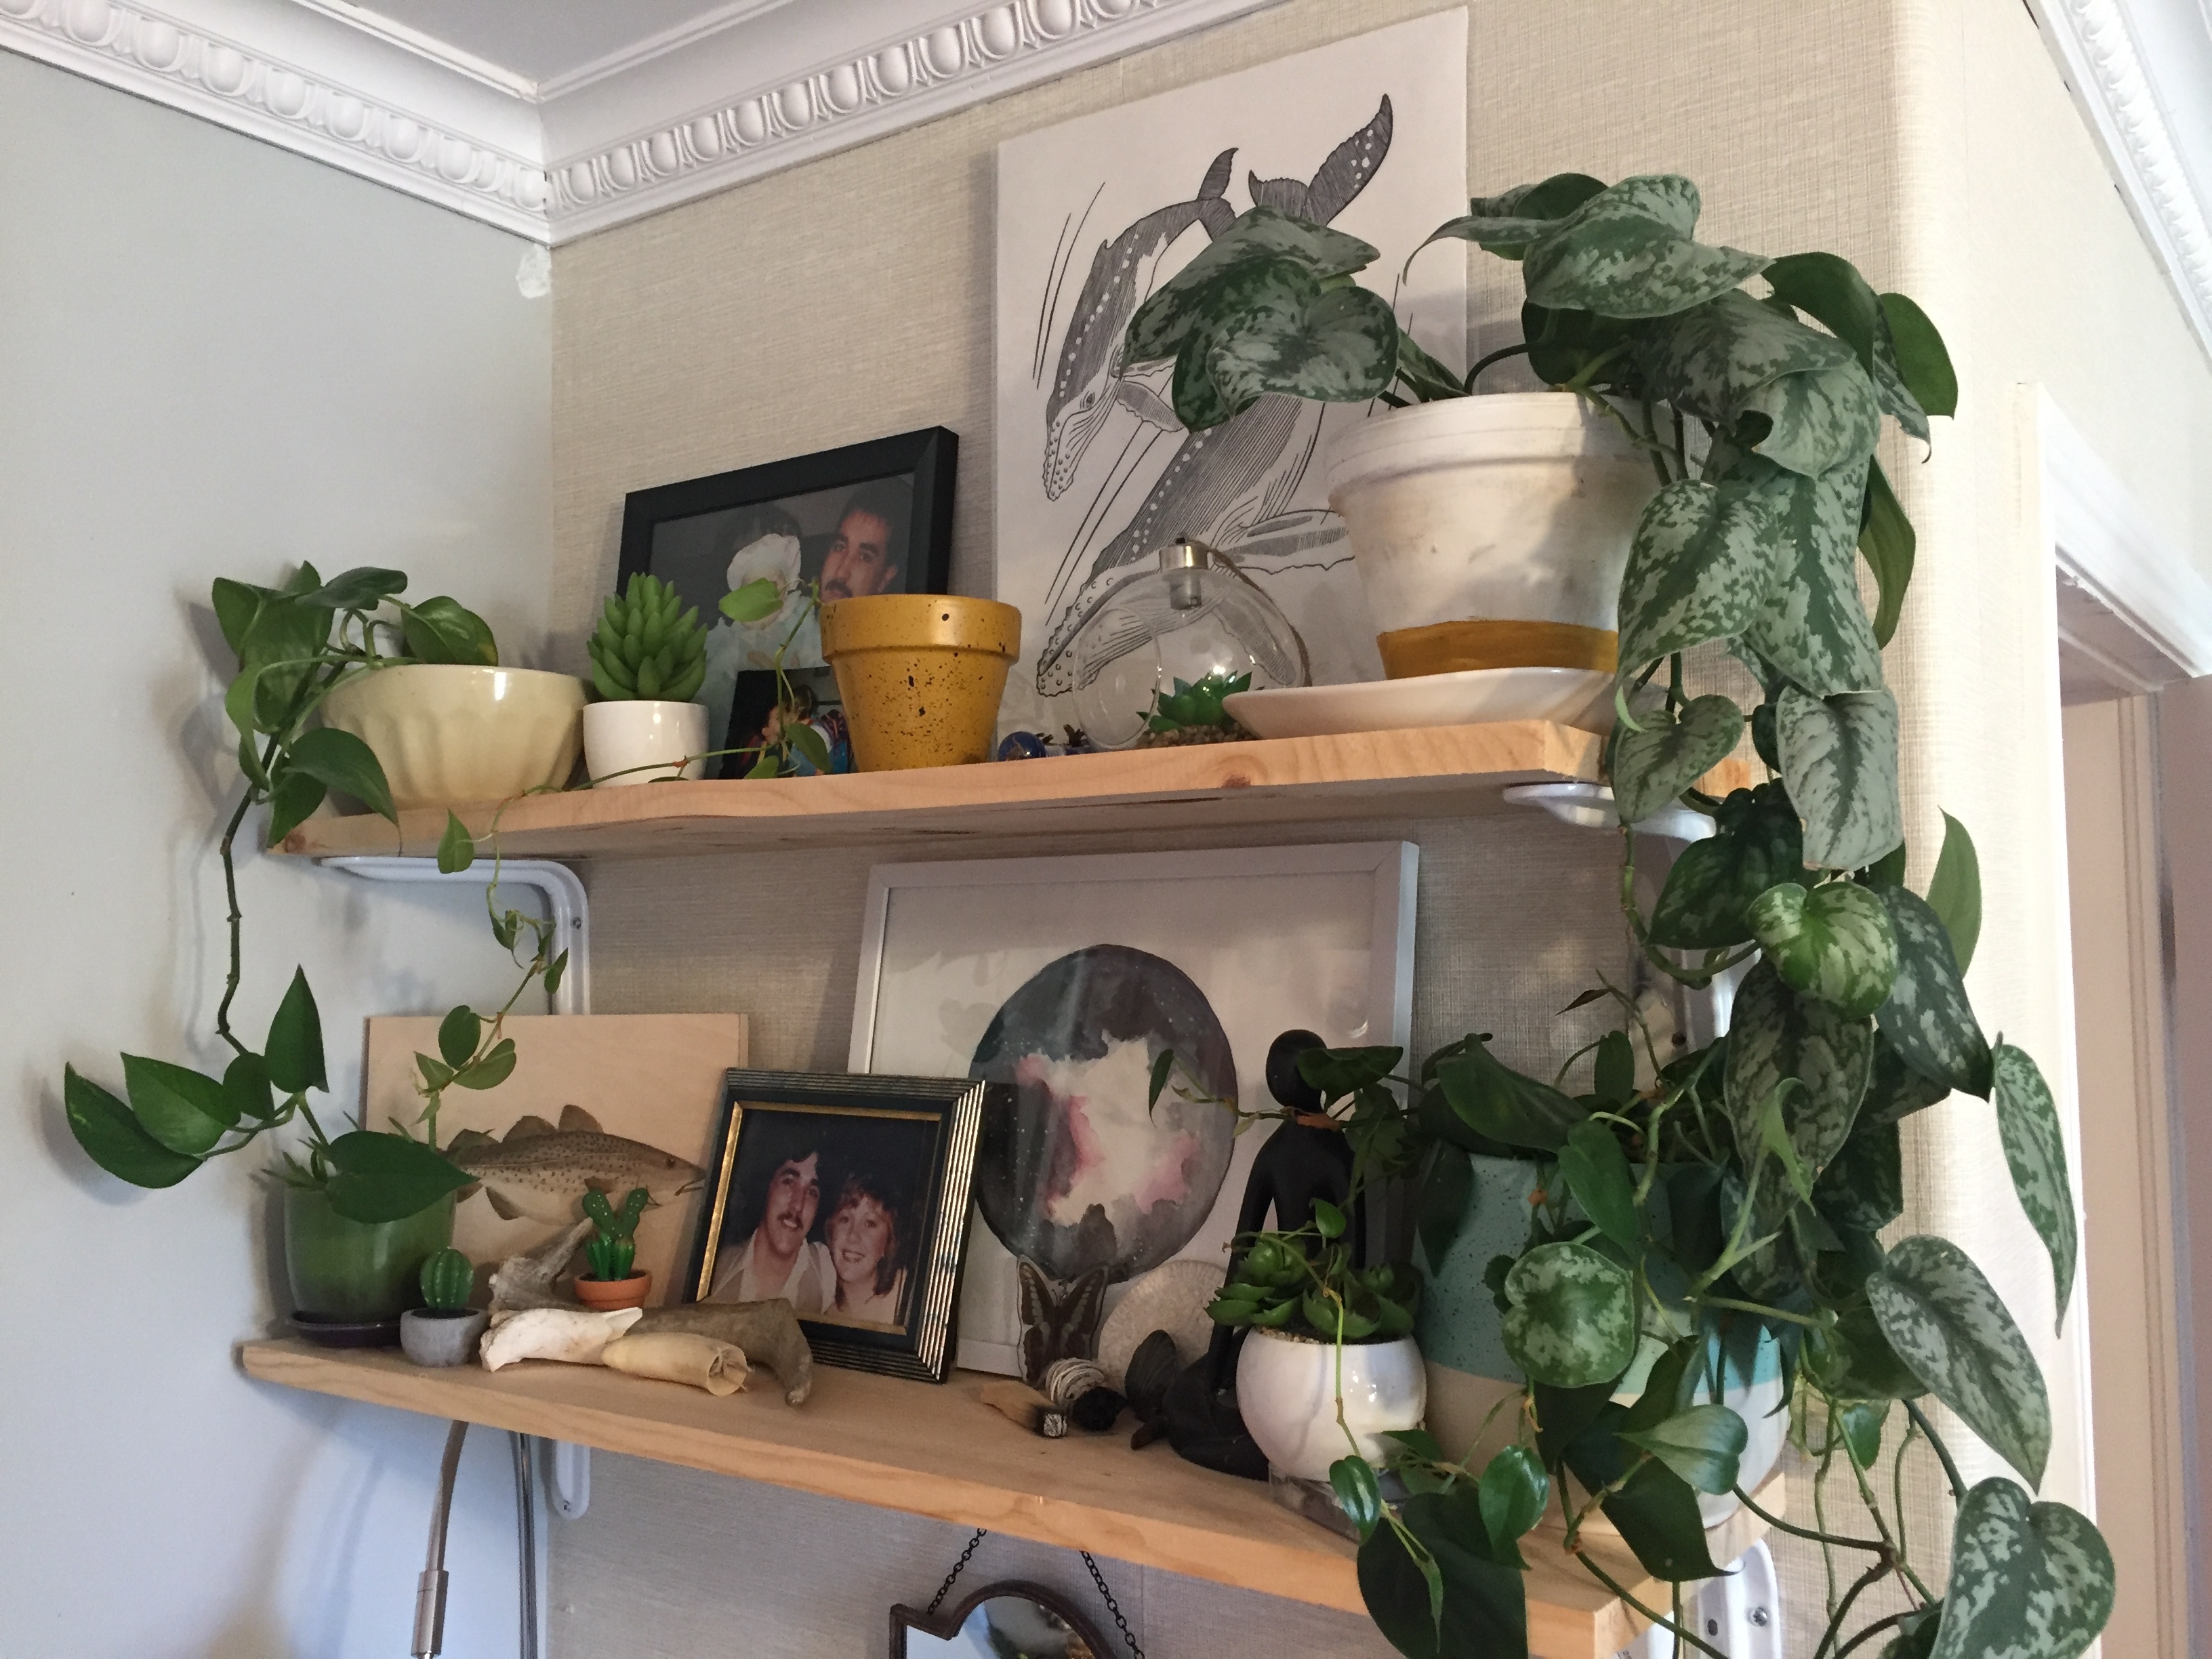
[1224,665,1614,739]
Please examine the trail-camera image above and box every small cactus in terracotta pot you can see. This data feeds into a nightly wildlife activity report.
[573,1187,653,1311]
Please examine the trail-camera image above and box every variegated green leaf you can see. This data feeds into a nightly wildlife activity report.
[1610,694,1742,825]
[1812,1115,1902,1236]
[1875,885,1990,1094]
[1124,206,1377,363]
[1206,283,1397,415]
[1499,1242,1637,1387]
[1616,479,1784,674]
[1418,175,1612,265]
[1929,1480,2113,1659]
[1991,1044,2078,1331]
[1649,783,1805,949]
[1778,684,1902,870]
[1761,251,1929,444]
[1805,1298,1926,1402]
[1748,879,1898,1018]
[1738,455,1884,696]
[1860,1028,1952,1126]
[1522,175,1767,319]
[1868,1235,2051,1487]
[1723,960,1873,1181]
[1641,291,1881,476]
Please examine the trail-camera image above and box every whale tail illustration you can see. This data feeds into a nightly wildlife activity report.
[1246,95,1393,226]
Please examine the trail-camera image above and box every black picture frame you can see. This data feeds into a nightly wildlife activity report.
[888,1581,1115,1658]
[615,427,959,779]
[684,1069,989,1384]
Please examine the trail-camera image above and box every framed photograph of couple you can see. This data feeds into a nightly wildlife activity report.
[616,426,959,778]
[686,1069,988,1382]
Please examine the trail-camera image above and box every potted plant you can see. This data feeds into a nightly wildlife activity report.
[1207,1202,1425,1483]
[572,1185,653,1311]
[583,573,710,785]
[63,564,571,1339]
[299,570,585,811]
[400,1246,488,1367]
[1176,178,2111,1659]
[1122,175,1948,705]
[819,594,1021,771]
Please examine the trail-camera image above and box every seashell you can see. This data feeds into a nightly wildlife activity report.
[1042,1357,1107,1408]
[631,1301,814,1406]
[480,1306,641,1371]
[600,1333,748,1396]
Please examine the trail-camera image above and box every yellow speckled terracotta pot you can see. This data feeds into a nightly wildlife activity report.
[820,595,1021,771]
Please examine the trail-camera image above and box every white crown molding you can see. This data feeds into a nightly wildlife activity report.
[0,0,1285,243]
[2029,0,2212,361]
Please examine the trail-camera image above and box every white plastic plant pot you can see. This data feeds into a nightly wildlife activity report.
[1235,1328,1427,1483]
[582,699,708,786]
[1324,392,1654,682]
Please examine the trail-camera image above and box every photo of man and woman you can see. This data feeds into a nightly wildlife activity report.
[703,1101,939,1334]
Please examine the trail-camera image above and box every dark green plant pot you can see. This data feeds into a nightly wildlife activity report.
[284,1187,455,1324]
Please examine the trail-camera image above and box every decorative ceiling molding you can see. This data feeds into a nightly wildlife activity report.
[0,0,1281,243]
[2029,0,2212,359]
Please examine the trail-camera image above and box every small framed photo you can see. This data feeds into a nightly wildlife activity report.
[685,1069,988,1382]
[615,427,959,777]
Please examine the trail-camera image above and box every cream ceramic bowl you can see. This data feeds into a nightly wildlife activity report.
[320,665,585,811]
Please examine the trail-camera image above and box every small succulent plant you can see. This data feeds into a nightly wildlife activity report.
[583,1185,651,1282]
[588,573,706,703]
[419,1246,475,1312]
[1146,670,1250,735]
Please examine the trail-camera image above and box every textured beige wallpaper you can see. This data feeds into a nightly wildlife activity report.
[543,0,2212,1652]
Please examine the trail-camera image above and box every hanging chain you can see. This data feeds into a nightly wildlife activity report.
[1081,1552,1145,1659]
[926,1528,989,1616]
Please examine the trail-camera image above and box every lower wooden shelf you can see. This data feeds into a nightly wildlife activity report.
[239,1339,1774,1658]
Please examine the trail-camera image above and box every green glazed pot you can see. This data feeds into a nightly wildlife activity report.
[284,1187,455,1322]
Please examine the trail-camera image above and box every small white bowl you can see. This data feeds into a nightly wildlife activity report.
[1225,665,1614,740]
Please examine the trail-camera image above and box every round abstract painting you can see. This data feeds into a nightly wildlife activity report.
[968,944,1237,1282]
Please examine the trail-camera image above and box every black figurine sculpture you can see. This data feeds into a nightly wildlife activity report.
[1152,1029,1361,1481]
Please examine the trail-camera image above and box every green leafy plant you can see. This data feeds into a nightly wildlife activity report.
[1145,670,1251,735]
[1208,1202,1418,1343]
[719,575,834,777]
[419,1247,475,1312]
[63,567,566,1225]
[1133,177,2111,1658]
[582,1186,651,1282]
[588,573,707,703]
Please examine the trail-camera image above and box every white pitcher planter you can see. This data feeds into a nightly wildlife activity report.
[1235,1329,1427,1481]
[583,699,707,785]
[1325,392,1654,682]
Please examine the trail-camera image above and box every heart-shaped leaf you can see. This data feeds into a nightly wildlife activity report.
[1610,694,1744,825]
[1434,1039,1586,1153]
[1648,784,1805,949]
[1205,282,1397,417]
[1748,878,1898,1017]
[1522,176,1767,318]
[224,1052,276,1122]
[1641,292,1880,475]
[1125,206,1378,364]
[1616,479,1785,678]
[264,769,327,846]
[1738,455,1885,697]
[1859,1029,1952,1126]
[1778,684,1902,870]
[1925,811,1983,972]
[1330,1456,1383,1538]
[1476,1446,1549,1567]
[1761,251,1929,444]
[1880,293,1958,417]
[264,967,326,1094]
[1357,1491,1528,1659]
[121,1054,237,1156]
[1813,1117,1902,1237]
[1875,885,1989,1094]
[1723,961,1872,1183]
[1990,1044,2078,1332]
[1869,1235,2051,1487]
[399,596,497,666]
[1500,1242,1637,1387]
[1557,1118,1639,1248]
[436,1005,481,1070]
[1620,1404,1748,1494]
[1557,1403,1727,1579]
[455,1036,517,1091]
[1805,1298,1927,1402]
[298,566,407,613]
[1860,457,1917,647]
[1420,173,1610,262]
[435,811,476,874]
[323,1131,474,1224]
[1929,1480,2112,1659]
[64,1065,201,1187]
[285,726,396,823]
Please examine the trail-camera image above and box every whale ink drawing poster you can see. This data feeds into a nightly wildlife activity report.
[992,11,1467,738]
[847,844,1415,1376]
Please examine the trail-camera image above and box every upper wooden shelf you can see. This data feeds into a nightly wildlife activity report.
[276,720,1611,860]
[239,1338,1774,1658]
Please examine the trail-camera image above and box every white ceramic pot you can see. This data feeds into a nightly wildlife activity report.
[583,699,708,785]
[320,665,584,811]
[1324,393,1655,681]
[1235,1330,1427,1481]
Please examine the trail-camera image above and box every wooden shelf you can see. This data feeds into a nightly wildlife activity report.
[239,1339,1774,1658]
[275,720,1618,860]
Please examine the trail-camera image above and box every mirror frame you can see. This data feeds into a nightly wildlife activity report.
[889,1579,1118,1658]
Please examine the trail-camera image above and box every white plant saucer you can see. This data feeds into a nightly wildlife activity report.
[1224,665,1615,740]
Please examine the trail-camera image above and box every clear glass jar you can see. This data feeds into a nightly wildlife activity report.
[1063,539,1310,747]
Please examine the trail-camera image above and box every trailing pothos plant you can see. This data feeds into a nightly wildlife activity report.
[1130,177,2109,1658]
[63,566,567,1224]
